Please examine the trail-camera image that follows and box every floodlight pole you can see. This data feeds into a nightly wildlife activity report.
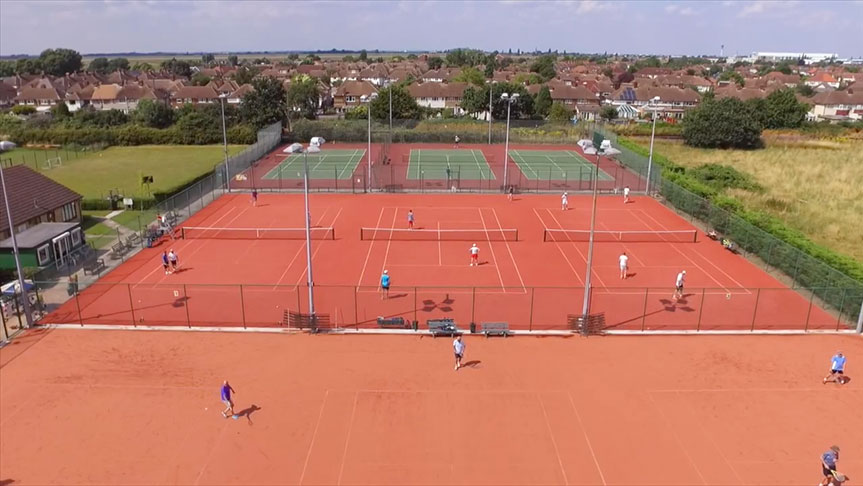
[301,148,315,318]
[488,82,493,144]
[388,82,393,133]
[502,94,516,192]
[645,96,660,195]
[220,95,230,192]
[581,149,602,318]
[856,299,862,333]
[367,99,372,193]
[0,164,33,329]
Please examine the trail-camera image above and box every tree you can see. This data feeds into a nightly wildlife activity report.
[719,70,745,87]
[776,62,793,75]
[344,105,367,120]
[763,88,810,128]
[796,83,815,97]
[460,82,533,119]
[108,58,130,72]
[286,75,320,120]
[133,99,175,128]
[88,57,111,73]
[370,85,422,120]
[614,71,634,88]
[512,72,543,85]
[358,49,368,62]
[11,105,36,115]
[342,55,355,62]
[427,56,444,70]
[191,72,212,86]
[228,55,239,66]
[38,48,82,76]
[451,66,485,86]
[530,55,556,81]
[686,68,696,76]
[683,98,762,149]
[601,67,613,79]
[160,58,192,77]
[0,61,14,77]
[406,53,418,60]
[599,105,618,121]
[444,48,486,67]
[51,102,70,119]
[201,53,215,65]
[534,86,553,118]
[232,66,258,85]
[239,76,287,128]
[15,58,42,74]
[547,102,573,123]
[131,61,154,72]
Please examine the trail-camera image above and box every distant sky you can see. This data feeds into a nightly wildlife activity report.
[1,0,861,57]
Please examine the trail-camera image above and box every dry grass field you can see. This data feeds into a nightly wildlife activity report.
[643,136,863,262]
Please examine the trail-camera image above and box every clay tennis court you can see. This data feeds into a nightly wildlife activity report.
[41,191,844,331]
[1,329,860,485]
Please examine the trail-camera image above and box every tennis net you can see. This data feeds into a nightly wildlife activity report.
[543,229,698,243]
[181,226,336,240]
[361,227,518,241]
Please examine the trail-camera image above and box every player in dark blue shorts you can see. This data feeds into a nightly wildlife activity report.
[380,270,390,300]
[220,380,236,418]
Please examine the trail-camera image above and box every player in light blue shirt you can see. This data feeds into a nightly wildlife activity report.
[380,270,390,300]
[823,352,847,385]
[819,445,840,486]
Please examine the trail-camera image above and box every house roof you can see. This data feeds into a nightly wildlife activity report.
[229,84,254,99]
[14,86,62,101]
[0,165,82,233]
[550,84,597,102]
[0,82,16,102]
[90,84,123,101]
[0,222,79,249]
[811,89,863,105]
[173,85,220,99]
[611,85,701,103]
[117,84,158,101]
[334,80,377,97]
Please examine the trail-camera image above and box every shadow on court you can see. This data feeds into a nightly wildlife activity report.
[234,404,261,425]
[462,360,482,368]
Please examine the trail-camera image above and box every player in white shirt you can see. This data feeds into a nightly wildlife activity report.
[561,192,568,211]
[623,186,631,204]
[453,335,465,370]
[469,243,480,266]
[672,270,686,301]
[619,252,629,279]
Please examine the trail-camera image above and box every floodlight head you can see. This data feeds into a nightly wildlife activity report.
[501,92,510,100]
[512,93,520,99]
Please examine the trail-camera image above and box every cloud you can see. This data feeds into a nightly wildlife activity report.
[737,0,799,17]
[664,3,697,15]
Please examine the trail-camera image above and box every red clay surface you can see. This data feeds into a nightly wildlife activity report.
[1,329,860,485]
[42,193,842,331]
[230,142,642,193]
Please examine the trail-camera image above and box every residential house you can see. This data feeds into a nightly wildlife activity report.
[610,85,701,120]
[172,85,220,107]
[809,89,863,121]
[549,84,600,120]
[227,84,253,104]
[14,84,63,112]
[407,82,468,115]
[0,166,84,269]
[333,80,377,112]
[89,83,124,111]
[359,65,389,86]
[0,82,16,108]
[805,72,840,89]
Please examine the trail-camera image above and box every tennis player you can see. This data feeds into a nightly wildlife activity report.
[619,252,629,279]
[168,249,179,273]
[823,352,847,385]
[407,210,414,229]
[623,185,631,204]
[454,135,460,149]
[672,270,686,301]
[220,380,236,418]
[161,251,170,275]
[819,446,841,486]
[561,191,568,211]
[508,185,514,201]
[453,335,465,370]
[251,189,258,207]
[469,243,480,266]
[380,270,390,300]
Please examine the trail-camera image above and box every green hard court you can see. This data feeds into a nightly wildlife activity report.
[509,149,613,181]
[262,149,365,179]
[406,149,495,180]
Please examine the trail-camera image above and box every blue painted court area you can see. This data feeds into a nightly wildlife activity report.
[263,149,365,179]
[509,149,612,181]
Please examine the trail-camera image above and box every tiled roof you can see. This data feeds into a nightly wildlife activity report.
[0,165,81,233]
[173,85,220,99]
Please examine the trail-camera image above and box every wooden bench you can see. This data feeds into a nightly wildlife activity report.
[480,322,510,337]
[283,310,332,333]
[83,258,106,276]
[110,242,129,259]
[567,313,606,335]
[427,319,458,337]
[125,232,142,248]
[377,316,407,329]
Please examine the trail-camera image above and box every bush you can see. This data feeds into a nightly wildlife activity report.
[4,124,256,146]
[11,105,36,115]
[687,163,763,192]
[683,98,763,149]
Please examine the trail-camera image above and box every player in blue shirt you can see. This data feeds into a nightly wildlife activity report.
[220,380,236,419]
[819,445,841,486]
[380,270,390,300]
[823,352,847,385]
[407,210,414,229]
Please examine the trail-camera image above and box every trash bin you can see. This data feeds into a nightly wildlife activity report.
[412,320,418,331]
[469,322,476,334]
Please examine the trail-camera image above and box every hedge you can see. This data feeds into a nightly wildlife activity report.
[4,124,258,146]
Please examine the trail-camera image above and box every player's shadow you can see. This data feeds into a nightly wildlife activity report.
[172,267,191,274]
[172,296,190,307]
[625,272,637,278]
[387,293,409,299]
[659,296,696,312]
[477,261,490,266]
[462,360,482,368]
[235,404,260,419]
[254,204,270,208]
[0,479,16,486]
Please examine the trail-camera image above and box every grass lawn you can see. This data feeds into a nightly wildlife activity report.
[1,145,245,200]
[81,213,118,250]
[111,210,158,232]
[638,136,863,262]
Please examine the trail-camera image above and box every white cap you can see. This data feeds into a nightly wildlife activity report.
[383,270,388,274]
[472,243,477,247]
[681,270,686,274]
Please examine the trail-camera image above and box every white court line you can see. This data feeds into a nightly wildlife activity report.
[532,208,585,286]
[647,393,708,485]
[537,394,570,485]
[272,207,332,289]
[477,207,506,290]
[336,392,359,486]
[356,207,386,287]
[567,392,607,485]
[299,389,329,486]
[294,207,344,286]
[437,221,442,266]
[674,390,746,485]
[379,207,399,277]
[632,209,743,293]
[546,208,608,287]
[598,220,646,267]
[491,208,527,291]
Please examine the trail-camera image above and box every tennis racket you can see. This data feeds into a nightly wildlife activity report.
[832,471,849,484]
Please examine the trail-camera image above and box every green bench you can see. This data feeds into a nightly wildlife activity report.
[427,319,458,337]
[480,322,510,337]
[377,316,407,329]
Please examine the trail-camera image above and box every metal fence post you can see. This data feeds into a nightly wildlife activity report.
[528,287,535,331]
[75,285,84,326]
[183,284,191,328]
[640,287,649,331]
[695,288,706,332]
[471,287,476,324]
[836,288,847,331]
[857,298,863,333]
[414,287,418,324]
[127,284,136,326]
[239,285,246,329]
[804,289,816,331]
[750,288,761,331]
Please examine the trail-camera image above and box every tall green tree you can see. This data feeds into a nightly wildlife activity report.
[451,66,485,86]
[131,61,154,72]
[160,58,192,77]
[88,57,111,73]
[358,49,368,62]
[133,99,175,128]
[683,98,762,149]
[232,66,258,85]
[427,56,444,70]
[0,61,14,77]
[240,76,287,128]
[286,75,320,120]
[228,55,239,66]
[763,88,810,128]
[190,72,212,86]
[370,85,422,120]
[461,82,533,119]
[108,58,130,71]
[15,58,42,74]
[547,102,572,122]
[530,55,556,81]
[719,70,745,87]
[599,105,618,121]
[38,48,82,75]
[534,86,553,117]
[201,53,215,64]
